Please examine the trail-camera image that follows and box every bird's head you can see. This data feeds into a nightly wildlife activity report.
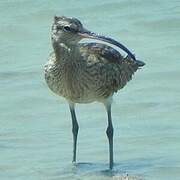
[51,16,141,62]
[52,16,84,45]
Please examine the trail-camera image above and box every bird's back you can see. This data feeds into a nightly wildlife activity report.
[78,43,142,97]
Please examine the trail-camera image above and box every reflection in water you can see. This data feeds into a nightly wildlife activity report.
[55,158,157,180]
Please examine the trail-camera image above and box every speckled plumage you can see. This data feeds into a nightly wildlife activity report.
[45,42,140,103]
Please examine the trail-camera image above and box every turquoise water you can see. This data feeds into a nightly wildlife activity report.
[1,0,180,179]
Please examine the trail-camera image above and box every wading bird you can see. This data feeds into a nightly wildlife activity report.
[44,16,145,169]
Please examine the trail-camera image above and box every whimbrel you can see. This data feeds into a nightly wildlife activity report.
[44,16,145,169]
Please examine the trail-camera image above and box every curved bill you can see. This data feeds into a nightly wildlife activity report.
[78,30,136,61]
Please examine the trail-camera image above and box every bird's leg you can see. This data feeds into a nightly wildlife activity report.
[105,103,114,169]
[69,103,79,163]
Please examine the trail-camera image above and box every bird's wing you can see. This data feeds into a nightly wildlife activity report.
[78,43,141,97]
[79,42,140,77]
[79,42,124,64]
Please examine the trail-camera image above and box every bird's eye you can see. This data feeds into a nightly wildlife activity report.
[63,26,71,32]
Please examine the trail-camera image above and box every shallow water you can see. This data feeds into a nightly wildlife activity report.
[0,0,180,179]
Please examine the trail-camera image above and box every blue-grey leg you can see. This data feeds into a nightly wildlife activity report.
[69,103,79,163]
[105,104,114,169]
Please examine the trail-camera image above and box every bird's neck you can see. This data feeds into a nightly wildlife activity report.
[52,40,77,63]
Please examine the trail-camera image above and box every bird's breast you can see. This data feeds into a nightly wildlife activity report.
[44,57,98,103]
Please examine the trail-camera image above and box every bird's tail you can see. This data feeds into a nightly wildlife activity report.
[120,56,145,81]
[134,59,145,67]
[124,55,145,68]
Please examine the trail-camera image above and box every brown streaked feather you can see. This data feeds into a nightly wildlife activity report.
[79,42,140,95]
[79,42,124,64]
[45,42,141,102]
